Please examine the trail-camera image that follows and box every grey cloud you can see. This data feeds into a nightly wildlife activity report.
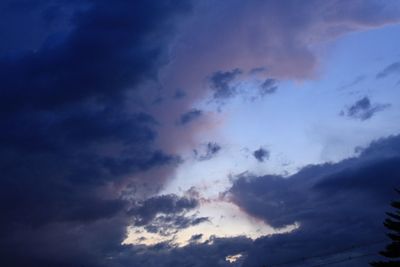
[260,79,278,95]
[128,194,209,237]
[179,109,203,125]
[144,215,209,236]
[189,234,203,243]
[194,142,222,161]
[210,68,242,99]
[253,148,270,162]
[129,194,200,226]
[340,97,390,120]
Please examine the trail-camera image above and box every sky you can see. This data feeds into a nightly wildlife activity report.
[0,1,400,266]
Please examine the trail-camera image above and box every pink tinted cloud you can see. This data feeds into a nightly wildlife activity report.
[138,0,400,191]
[151,0,400,153]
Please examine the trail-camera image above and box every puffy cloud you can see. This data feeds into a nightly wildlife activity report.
[228,134,400,266]
[340,97,390,120]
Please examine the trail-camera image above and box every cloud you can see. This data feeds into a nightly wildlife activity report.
[179,109,203,125]
[128,194,208,237]
[376,61,400,79]
[253,148,270,162]
[129,194,200,226]
[227,134,400,267]
[338,75,366,90]
[188,233,203,243]
[210,68,242,99]
[1,1,400,266]
[260,79,278,95]
[143,215,209,237]
[340,97,390,120]
[194,142,222,161]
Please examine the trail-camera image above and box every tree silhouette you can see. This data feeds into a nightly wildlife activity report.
[370,189,400,267]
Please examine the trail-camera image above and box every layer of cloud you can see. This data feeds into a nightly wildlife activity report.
[1,1,400,266]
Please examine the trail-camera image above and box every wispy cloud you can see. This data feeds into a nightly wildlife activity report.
[340,97,390,120]
[376,61,400,79]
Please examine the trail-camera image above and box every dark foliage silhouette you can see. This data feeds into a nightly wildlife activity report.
[371,189,400,266]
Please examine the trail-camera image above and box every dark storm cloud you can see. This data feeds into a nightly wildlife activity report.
[253,147,270,162]
[228,134,400,267]
[210,68,242,99]
[376,61,400,79]
[0,0,90,54]
[340,97,390,120]
[194,142,222,161]
[0,1,191,112]
[260,78,278,95]
[179,109,203,125]
[0,0,192,266]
